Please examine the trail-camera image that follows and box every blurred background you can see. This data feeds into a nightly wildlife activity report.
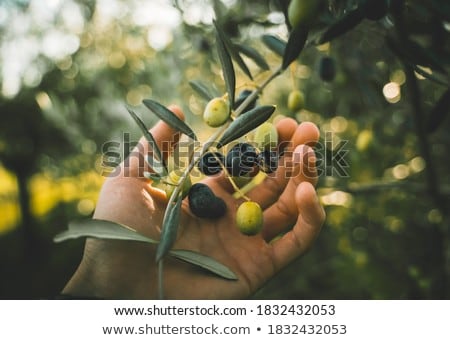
[0,0,449,299]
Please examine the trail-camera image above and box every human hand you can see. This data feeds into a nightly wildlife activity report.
[63,106,325,299]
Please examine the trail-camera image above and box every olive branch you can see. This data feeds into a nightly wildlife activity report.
[54,0,416,299]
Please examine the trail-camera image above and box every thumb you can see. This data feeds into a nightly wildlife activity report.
[270,181,325,270]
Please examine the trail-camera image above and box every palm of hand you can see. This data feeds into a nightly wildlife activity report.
[64,107,325,299]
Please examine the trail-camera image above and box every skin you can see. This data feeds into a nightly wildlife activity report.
[62,105,325,299]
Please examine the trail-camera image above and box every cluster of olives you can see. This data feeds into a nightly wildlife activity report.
[190,133,279,234]
[197,141,279,178]
[180,91,278,235]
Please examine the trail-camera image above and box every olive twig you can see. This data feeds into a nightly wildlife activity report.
[156,65,283,298]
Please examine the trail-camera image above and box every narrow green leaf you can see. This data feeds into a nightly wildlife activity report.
[169,249,238,280]
[143,171,162,182]
[213,20,236,106]
[428,88,450,133]
[126,107,166,168]
[145,156,167,177]
[214,21,253,81]
[156,196,182,262]
[212,0,227,20]
[53,219,158,244]
[189,80,216,101]
[217,105,276,148]
[261,34,286,57]
[282,24,309,70]
[317,7,364,45]
[412,65,449,87]
[386,37,449,84]
[143,99,198,141]
[402,39,447,74]
[235,43,270,71]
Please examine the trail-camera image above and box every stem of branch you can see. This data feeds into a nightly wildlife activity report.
[158,259,164,299]
[403,64,446,214]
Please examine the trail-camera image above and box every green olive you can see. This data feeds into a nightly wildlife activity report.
[288,0,321,28]
[164,170,192,199]
[356,129,373,152]
[203,97,230,127]
[253,122,278,150]
[236,201,263,236]
[232,175,253,188]
[287,90,305,112]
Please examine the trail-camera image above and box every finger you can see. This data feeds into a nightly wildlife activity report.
[202,118,299,195]
[271,181,325,270]
[261,145,317,241]
[245,122,320,209]
[124,105,185,177]
[276,117,299,153]
[292,121,320,147]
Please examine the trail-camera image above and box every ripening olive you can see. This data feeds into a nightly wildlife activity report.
[356,129,373,152]
[319,56,336,82]
[287,90,305,112]
[225,143,258,177]
[164,170,192,199]
[288,0,321,28]
[236,201,263,236]
[253,122,278,150]
[232,175,253,188]
[198,151,224,176]
[188,183,227,219]
[203,97,230,127]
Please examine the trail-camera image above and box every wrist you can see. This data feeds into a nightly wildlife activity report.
[63,238,158,299]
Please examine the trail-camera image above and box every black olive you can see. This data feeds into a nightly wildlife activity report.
[225,143,258,176]
[257,150,279,173]
[198,152,224,176]
[188,183,227,219]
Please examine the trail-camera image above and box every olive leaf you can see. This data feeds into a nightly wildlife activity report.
[155,195,183,262]
[317,7,364,45]
[53,219,158,244]
[212,0,227,19]
[412,65,449,87]
[399,39,447,74]
[386,36,449,85]
[143,171,162,182]
[428,88,450,134]
[213,21,253,81]
[189,80,216,101]
[261,34,286,57]
[170,249,238,280]
[214,21,236,106]
[53,219,239,281]
[282,24,309,70]
[217,105,276,148]
[145,155,167,177]
[126,107,167,176]
[235,43,270,71]
[143,99,198,141]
